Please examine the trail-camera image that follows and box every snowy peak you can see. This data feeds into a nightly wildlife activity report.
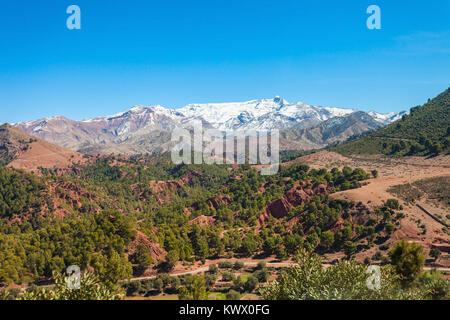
[176,96,361,130]
[368,110,407,125]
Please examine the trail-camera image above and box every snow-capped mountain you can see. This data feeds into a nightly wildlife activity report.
[367,110,408,125]
[15,97,405,154]
[178,96,357,131]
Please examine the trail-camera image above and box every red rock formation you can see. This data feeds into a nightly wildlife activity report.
[264,181,333,220]
[266,197,291,219]
[129,231,167,263]
[207,195,232,210]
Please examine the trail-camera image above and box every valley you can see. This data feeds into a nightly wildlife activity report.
[0,88,448,301]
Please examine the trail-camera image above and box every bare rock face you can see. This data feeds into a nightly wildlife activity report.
[129,230,167,263]
[207,195,232,210]
[265,181,333,219]
[266,197,291,219]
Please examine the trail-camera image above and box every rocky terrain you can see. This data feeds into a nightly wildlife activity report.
[0,123,85,171]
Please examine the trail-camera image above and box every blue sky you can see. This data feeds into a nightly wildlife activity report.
[0,0,449,123]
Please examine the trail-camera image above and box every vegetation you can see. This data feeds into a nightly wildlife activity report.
[334,88,450,156]
[260,246,449,300]
[1,271,120,300]
[389,239,425,284]
[388,176,450,209]
[0,150,439,301]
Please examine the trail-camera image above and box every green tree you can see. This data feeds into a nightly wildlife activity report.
[320,231,334,250]
[164,250,179,271]
[244,276,258,292]
[389,240,425,284]
[343,241,357,260]
[178,275,208,300]
[132,244,153,275]
[429,248,441,261]
[226,289,241,300]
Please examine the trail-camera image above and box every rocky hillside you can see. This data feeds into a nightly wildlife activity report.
[281,111,383,149]
[0,124,84,171]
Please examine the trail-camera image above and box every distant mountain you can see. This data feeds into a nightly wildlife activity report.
[367,110,408,125]
[281,111,384,149]
[0,124,83,170]
[335,87,450,156]
[16,97,405,154]
[177,97,358,130]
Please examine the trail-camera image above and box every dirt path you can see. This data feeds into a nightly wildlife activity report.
[128,261,295,282]
[127,261,450,283]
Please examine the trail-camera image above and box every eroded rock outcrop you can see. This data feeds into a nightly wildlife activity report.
[264,181,333,219]
[207,195,232,210]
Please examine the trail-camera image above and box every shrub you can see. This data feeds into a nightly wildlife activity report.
[385,199,400,210]
[208,264,218,274]
[222,272,234,282]
[233,261,244,270]
[226,290,241,300]
[244,276,258,292]
[218,261,233,269]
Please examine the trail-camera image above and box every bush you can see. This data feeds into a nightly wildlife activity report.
[260,249,446,300]
[385,199,400,210]
[226,290,241,300]
[233,261,244,270]
[244,276,258,292]
[256,262,266,270]
[253,269,269,283]
[218,261,233,269]
[208,264,218,274]
[222,272,234,282]
[430,248,441,261]
[385,223,395,234]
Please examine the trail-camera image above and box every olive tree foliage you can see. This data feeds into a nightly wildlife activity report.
[178,275,208,300]
[0,271,121,300]
[259,249,445,300]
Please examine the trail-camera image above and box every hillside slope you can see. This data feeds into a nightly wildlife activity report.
[281,111,383,149]
[0,123,84,171]
[334,87,450,156]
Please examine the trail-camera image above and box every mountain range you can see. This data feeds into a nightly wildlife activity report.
[15,97,406,154]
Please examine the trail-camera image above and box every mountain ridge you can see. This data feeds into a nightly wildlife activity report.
[15,97,405,154]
